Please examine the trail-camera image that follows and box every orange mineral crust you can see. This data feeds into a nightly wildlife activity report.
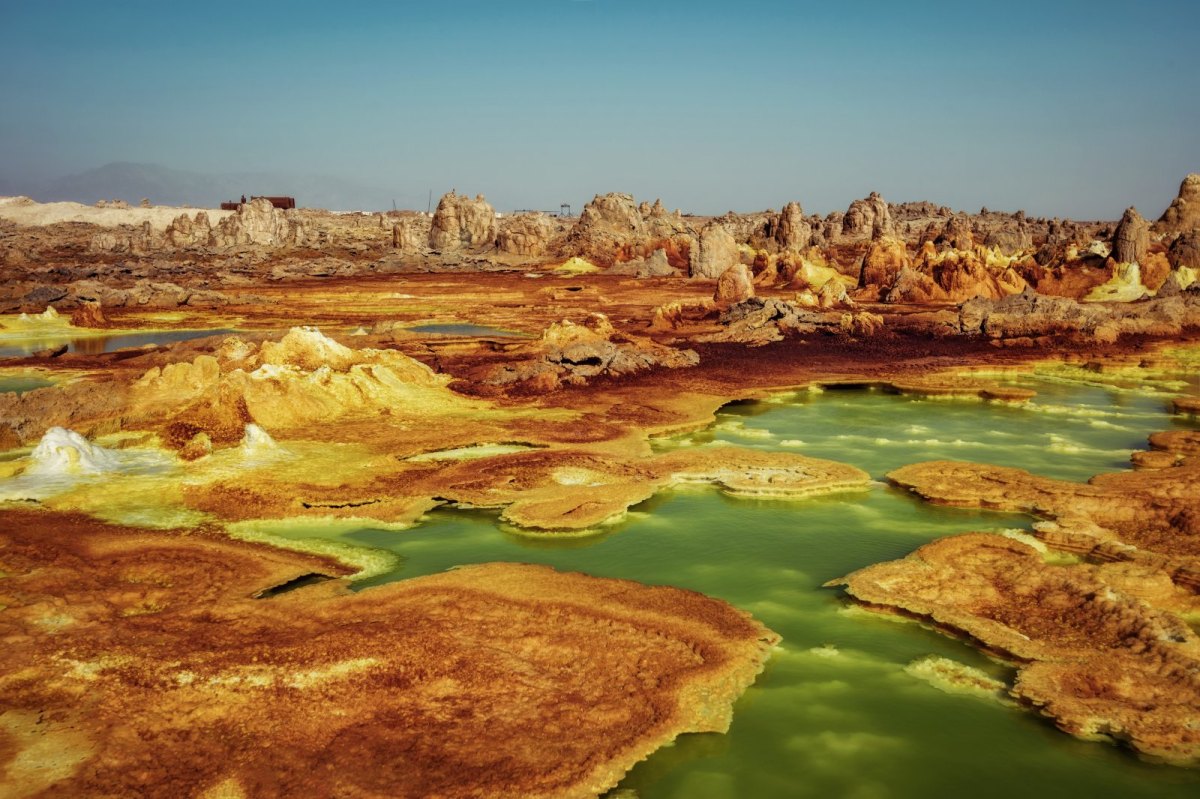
[0,510,779,799]
[829,533,1200,765]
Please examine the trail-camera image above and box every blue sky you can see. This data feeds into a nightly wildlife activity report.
[2,0,1197,217]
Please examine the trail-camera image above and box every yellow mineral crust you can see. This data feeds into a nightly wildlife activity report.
[0,509,779,799]
[130,326,485,435]
[830,533,1200,764]
[6,423,870,532]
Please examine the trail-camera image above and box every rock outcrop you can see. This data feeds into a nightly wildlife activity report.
[859,237,911,291]
[841,192,892,241]
[1168,229,1200,270]
[1112,207,1150,264]
[482,313,699,390]
[958,286,1200,342]
[933,214,975,251]
[690,222,739,279]
[769,201,812,251]
[429,191,497,251]
[562,193,645,265]
[1157,173,1200,235]
[391,216,429,253]
[496,213,555,256]
[701,298,881,345]
[561,193,693,266]
[69,300,107,328]
[163,211,214,248]
[714,264,755,307]
[125,327,482,444]
[606,248,678,278]
[212,198,308,248]
[885,265,948,304]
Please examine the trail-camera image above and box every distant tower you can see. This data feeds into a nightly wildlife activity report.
[560,203,571,217]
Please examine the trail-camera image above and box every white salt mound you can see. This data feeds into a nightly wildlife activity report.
[29,427,120,474]
[240,423,278,452]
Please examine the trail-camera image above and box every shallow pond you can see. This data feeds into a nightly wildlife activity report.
[0,374,52,394]
[406,323,528,337]
[259,374,1200,797]
[0,328,237,358]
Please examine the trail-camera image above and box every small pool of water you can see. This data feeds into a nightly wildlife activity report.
[0,328,237,358]
[405,323,528,337]
[0,374,53,394]
[252,369,1200,798]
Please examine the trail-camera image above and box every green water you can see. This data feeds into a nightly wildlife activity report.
[0,375,52,394]
[265,376,1200,797]
[656,378,1198,483]
[0,328,237,358]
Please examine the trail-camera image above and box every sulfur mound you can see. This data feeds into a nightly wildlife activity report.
[131,326,481,439]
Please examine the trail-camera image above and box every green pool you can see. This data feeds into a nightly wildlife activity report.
[0,374,52,394]
[265,373,1200,797]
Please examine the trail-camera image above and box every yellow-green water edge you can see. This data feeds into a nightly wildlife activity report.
[0,373,53,394]
[245,374,1200,798]
[0,327,238,358]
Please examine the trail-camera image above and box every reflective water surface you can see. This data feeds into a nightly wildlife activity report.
[0,328,237,358]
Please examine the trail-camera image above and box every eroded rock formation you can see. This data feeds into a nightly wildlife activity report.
[714,263,755,307]
[958,287,1200,342]
[563,193,693,267]
[1112,207,1150,264]
[770,201,812,251]
[429,191,497,251]
[392,216,429,253]
[690,221,739,279]
[212,198,309,248]
[482,313,699,391]
[606,248,678,278]
[841,192,892,241]
[496,213,556,256]
[1158,173,1200,235]
[563,193,645,265]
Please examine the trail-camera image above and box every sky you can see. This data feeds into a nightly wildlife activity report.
[1,0,1198,218]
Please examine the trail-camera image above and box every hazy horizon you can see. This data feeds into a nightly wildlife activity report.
[3,0,1197,218]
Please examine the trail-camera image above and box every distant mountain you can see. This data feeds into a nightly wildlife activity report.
[0,175,28,198]
[30,162,410,212]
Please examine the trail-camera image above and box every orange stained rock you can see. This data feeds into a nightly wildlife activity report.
[830,533,1200,764]
[887,455,1200,589]
[0,509,778,799]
